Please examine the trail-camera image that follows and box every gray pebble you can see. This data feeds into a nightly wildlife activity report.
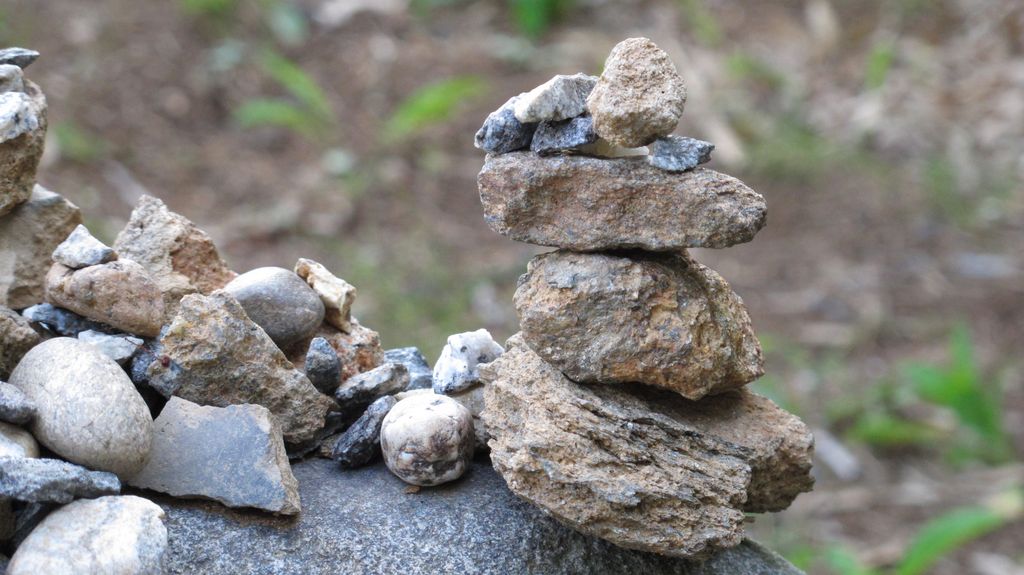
[648,135,714,172]
[0,48,40,70]
[384,347,433,390]
[51,224,117,269]
[331,395,397,469]
[474,94,536,154]
[22,303,115,337]
[305,336,341,394]
[334,363,408,409]
[223,267,325,349]
[0,457,121,504]
[531,115,598,155]
[0,382,36,425]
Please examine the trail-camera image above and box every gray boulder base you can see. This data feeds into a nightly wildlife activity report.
[157,458,804,575]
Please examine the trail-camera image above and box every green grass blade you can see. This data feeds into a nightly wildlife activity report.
[233,98,316,136]
[384,76,487,141]
[259,50,333,122]
[895,505,1011,575]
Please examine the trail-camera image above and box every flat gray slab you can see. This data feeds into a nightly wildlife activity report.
[156,458,803,575]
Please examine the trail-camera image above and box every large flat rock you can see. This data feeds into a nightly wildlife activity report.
[156,458,802,575]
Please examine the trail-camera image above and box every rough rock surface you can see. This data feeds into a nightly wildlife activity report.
[515,250,764,400]
[447,385,488,451]
[6,495,167,575]
[0,457,120,503]
[331,395,396,469]
[156,458,803,575]
[305,336,342,394]
[380,394,474,486]
[586,38,686,147]
[129,397,300,515]
[146,291,333,448]
[649,135,714,172]
[0,65,23,95]
[77,330,142,366]
[0,383,35,425]
[21,302,112,337]
[0,48,40,69]
[290,320,385,383]
[478,153,767,251]
[480,337,814,558]
[335,362,408,414]
[50,224,117,269]
[45,260,165,338]
[9,338,153,478]
[531,114,598,155]
[224,266,324,348]
[0,422,38,458]
[474,94,536,154]
[513,73,597,123]
[294,258,356,333]
[0,185,82,309]
[432,328,504,395]
[113,195,236,317]
[0,80,46,217]
[0,306,40,380]
[385,347,433,390]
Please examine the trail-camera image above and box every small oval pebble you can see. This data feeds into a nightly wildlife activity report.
[380,394,474,487]
[224,267,325,349]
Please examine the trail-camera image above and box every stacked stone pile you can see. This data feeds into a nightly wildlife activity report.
[474,37,814,558]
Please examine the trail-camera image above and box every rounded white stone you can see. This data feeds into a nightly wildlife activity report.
[380,394,474,487]
[0,421,39,458]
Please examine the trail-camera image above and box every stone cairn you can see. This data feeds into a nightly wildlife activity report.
[473,38,815,558]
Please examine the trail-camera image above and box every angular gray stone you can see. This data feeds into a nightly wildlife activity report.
[156,458,804,574]
[331,395,396,469]
[0,421,38,458]
[77,330,143,366]
[5,502,54,551]
[384,347,432,390]
[0,306,39,381]
[0,382,35,426]
[474,94,536,154]
[0,65,23,94]
[223,266,325,349]
[380,394,474,487]
[0,81,46,217]
[51,224,117,269]
[478,152,767,250]
[9,338,154,479]
[0,186,82,309]
[21,302,113,337]
[514,73,597,123]
[305,336,342,394]
[6,495,167,575]
[432,329,503,395]
[531,114,598,155]
[129,397,300,515]
[650,135,714,172]
[145,291,333,449]
[335,362,408,413]
[0,48,39,70]
[0,457,120,503]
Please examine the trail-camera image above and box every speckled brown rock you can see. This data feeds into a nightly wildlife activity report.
[0,80,46,217]
[515,250,763,400]
[478,153,766,251]
[480,336,814,558]
[289,319,384,385]
[0,306,40,380]
[45,260,165,338]
[0,185,82,309]
[113,195,236,318]
[145,291,333,449]
[586,38,686,147]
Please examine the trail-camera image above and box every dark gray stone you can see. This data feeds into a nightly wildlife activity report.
[0,457,120,504]
[649,135,714,172]
[531,115,598,155]
[21,303,114,337]
[305,336,341,394]
[0,49,39,70]
[157,458,804,574]
[51,224,117,269]
[384,347,432,390]
[4,502,55,553]
[474,94,536,154]
[331,395,396,469]
[223,267,325,349]
[334,362,408,411]
[0,382,34,425]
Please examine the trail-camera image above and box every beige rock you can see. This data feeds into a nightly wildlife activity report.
[0,80,46,216]
[45,260,165,338]
[586,37,686,147]
[0,185,82,309]
[294,258,356,333]
[113,195,235,317]
[0,421,39,458]
[515,250,763,400]
[9,338,153,479]
[480,336,814,558]
[0,305,40,380]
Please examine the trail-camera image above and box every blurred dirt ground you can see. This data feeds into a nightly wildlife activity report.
[3,0,1023,573]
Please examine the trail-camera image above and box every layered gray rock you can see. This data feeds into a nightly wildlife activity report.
[51,224,117,269]
[129,397,300,515]
[649,135,714,172]
[0,457,120,503]
[0,306,39,381]
[0,382,35,425]
[223,266,324,349]
[515,250,763,400]
[474,94,536,154]
[156,458,804,574]
[530,114,598,155]
[478,153,766,251]
[21,302,112,337]
[334,362,408,411]
[385,347,432,390]
[0,48,39,69]
[331,395,396,469]
[0,80,46,217]
[45,259,165,338]
[0,186,82,309]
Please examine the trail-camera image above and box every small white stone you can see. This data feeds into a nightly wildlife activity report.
[513,73,597,123]
[77,330,142,366]
[294,258,356,333]
[432,328,504,395]
[52,224,118,269]
[0,64,24,94]
[380,394,474,487]
[0,91,41,143]
[0,421,39,459]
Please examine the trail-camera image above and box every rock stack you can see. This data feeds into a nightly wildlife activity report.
[474,38,814,558]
